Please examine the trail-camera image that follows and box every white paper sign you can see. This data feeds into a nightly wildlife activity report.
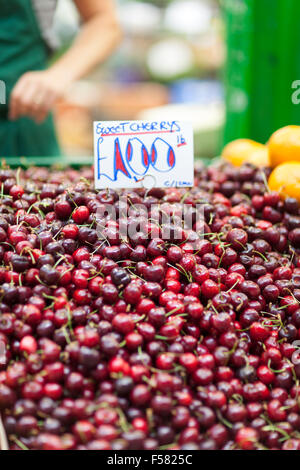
[94,120,194,189]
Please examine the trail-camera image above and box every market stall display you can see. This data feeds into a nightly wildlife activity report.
[1,124,300,449]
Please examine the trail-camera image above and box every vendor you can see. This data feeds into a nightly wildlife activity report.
[0,0,121,157]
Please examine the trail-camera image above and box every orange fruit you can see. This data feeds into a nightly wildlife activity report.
[268,125,300,168]
[222,139,270,168]
[268,162,300,202]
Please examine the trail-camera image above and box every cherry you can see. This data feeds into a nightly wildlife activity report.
[193,368,213,385]
[201,279,219,299]
[43,383,63,400]
[55,200,72,220]
[72,206,90,224]
[192,264,209,283]
[73,289,92,305]
[19,335,37,354]
[143,264,165,282]
[22,381,43,401]
[267,399,287,422]
[167,246,183,263]
[110,267,131,287]
[123,282,143,304]
[73,420,96,443]
[62,224,79,239]
[130,385,151,406]
[186,302,203,320]
[2,162,300,450]
[235,427,258,450]
[226,228,248,251]
[10,185,24,199]
[72,269,89,288]
[211,312,231,332]
[112,314,134,334]
[40,264,59,286]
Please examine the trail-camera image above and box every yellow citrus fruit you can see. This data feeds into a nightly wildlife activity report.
[268,125,300,168]
[222,139,270,168]
[268,161,300,202]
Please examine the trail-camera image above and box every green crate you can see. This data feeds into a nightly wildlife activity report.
[0,155,93,169]
[223,0,300,145]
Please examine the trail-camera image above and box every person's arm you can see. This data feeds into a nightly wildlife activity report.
[9,0,121,123]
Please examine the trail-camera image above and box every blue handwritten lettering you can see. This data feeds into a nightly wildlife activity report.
[97,135,177,182]
[96,120,181,136]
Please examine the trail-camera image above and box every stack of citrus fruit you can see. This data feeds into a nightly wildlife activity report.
[222,125,300,202]
[222,138,270,168]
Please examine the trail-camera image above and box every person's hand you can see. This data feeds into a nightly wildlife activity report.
[9,70,69,123]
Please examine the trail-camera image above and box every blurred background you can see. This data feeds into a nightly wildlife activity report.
[52,0,300,160]
[53,0,225,160]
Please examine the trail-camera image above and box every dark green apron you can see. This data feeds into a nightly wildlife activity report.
[0,0,60,157]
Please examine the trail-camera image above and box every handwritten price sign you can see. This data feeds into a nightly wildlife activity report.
[94,120,194,189]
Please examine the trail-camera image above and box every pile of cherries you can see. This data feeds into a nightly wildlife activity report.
[1,162,300,450]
